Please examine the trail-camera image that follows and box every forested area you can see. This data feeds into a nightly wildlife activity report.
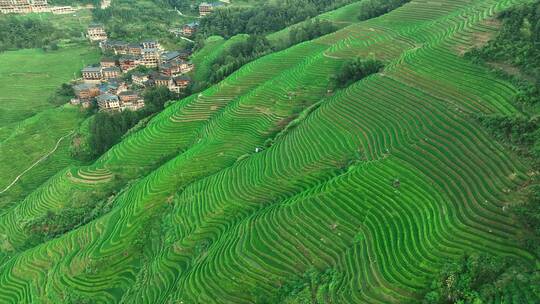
[423,253,538,304]
[0,16,64,52]
[197,0,354,38]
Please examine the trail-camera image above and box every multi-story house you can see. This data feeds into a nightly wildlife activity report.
[81,66,102,82]
[141,48,160,68]
[102,66,121,80]
[100,58,117,68]
[87,24,108,42]
[96,93,120,111]
[169,75,191,94]
[119,56,138,72]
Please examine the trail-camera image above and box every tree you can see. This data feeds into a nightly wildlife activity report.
[334,58,384,88]
[142,86,178,112]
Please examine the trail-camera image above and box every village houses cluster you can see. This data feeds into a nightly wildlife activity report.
[73,24,195,112]
[0,0,79,14]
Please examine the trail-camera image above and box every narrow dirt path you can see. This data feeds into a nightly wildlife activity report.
[0,131,74,195]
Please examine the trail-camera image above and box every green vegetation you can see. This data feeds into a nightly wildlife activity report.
[48,83,75,106]
[91,0,189,48]
[89,111,145,157]
[0,16,64,51]
[0,0,539,303]
[0,47,99,128]
[423,253,539,303]
[0,46,99,206]
[463,1,540,265]
[334,57,384,88]
[357,0,411,21]
[209,35,272,83]
[88,87,178,157]
[198,0,354,38]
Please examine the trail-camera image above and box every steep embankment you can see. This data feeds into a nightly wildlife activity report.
[0,0,537,303]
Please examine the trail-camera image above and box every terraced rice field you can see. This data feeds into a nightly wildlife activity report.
[0,0,537,303]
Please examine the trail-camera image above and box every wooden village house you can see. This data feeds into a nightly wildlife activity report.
[87,24,108,42]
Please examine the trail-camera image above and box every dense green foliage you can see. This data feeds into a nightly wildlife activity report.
[48,83,75,106]
[477,114,540,159]
[91,0,187,47]
[198,0,353,38]
[206,19,337,86]
[423,253,539,304]
[334,58,384,88]
[468,1,540,86]
[254,268,338,304]
[209,35,273,83]
[88,87,178,157]
[89,111,144,156]
[287,19,337,47]
[0,16,63,52]
[142,85,179,112]
[513,185,540,257]
[357,0,411,21]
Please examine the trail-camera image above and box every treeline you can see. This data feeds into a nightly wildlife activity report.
[357,0,411,21]
[206,19,337,86]
[198,0,353,38]
[0,16,64,52]
[86,87,178,158]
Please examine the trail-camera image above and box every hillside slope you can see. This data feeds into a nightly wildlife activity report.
[0,0,538,303]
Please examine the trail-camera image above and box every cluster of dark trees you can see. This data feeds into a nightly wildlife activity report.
[197,0,353,38]
[206,19,337,86]
[423,253,538,303]
[87,86,178,157]
[334,58,385,88]
[0,16,63,52]
[48,83,75,106]
[469,1,540,84]
[287,19,337,47]
[209,35,273,83]
[357,0,411,21]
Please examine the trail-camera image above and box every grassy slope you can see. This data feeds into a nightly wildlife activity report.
[0,46,99,207]
[0,0,538,303]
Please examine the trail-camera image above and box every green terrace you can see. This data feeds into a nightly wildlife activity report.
[0,0,537,303]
